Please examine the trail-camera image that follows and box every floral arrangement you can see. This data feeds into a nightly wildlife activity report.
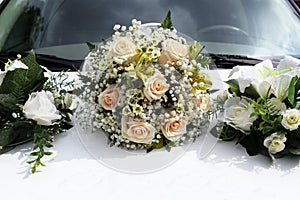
[213,56,300,159]
[0,53,73,173]
[76,11,213,151]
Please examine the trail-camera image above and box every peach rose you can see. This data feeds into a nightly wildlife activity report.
[121,115,156,144]
[98,84,120,110]
[110,37,136,59]
[162,115,188,142]
[143,73,169,102]
[159,39,188,65]
[194,91,211,113]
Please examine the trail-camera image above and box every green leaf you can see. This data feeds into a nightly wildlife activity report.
[290,148,300,155]
[160,10,173,30]
[288,76,298,107]
[219,125,239,141]
[27,127,54,173]
[243,84,260,100]
[238,133,259,156]
[0,93,19,119]
[188,41,201,60]
[226,79,260,100]
[0,128,18,147]
[44,152,53,156]
[196,54,211,68]
[226,79,241,95]
[0,120,34,147]
[86,41,96,51]
[30,152,39,156]
[0,53,47,97]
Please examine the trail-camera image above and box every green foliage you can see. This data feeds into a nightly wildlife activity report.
[0,52,47,99]
[237,133,260,156]
[226,79,260,100]
[218,125,239,141]
[43,71,74,93]
[196,55,211,68]
[27,126,53,173]
[0,94,19,119]
[226,79,241,96]
[160,10,173,30]
[0,120,34,147]
[250,98,285,136]
[288,76,298,107]
[188,41,201,60]
[86,41,97,51]
[0,53,74,173]
[146,136,165,152]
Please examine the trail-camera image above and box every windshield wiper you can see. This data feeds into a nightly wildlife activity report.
[208,54,266,69]
[0,52,82,71]
[34,54,82,71]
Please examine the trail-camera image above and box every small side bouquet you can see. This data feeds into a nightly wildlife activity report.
[76,11,213,152]
[214,56,300,159]
[0,53,73,173]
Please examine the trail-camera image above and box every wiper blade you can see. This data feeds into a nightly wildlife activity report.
[35,54,82,71]
[208,54,264,69]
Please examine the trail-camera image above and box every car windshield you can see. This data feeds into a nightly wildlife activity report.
[0,0,300,64]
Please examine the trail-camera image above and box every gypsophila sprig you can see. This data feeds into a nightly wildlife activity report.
[0,53,74,173]
[76,12,213,152]
[213,56,300,159]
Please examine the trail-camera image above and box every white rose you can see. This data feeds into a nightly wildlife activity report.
[98,84,121,110]
[162,115,188,142]
[159,39,188,65]
[109,37,136,59]
[143,73,169,102]
[121,115,155,144]
[23,90,61,126]
[223,97,257,134]
[0,60,28,86]
[263,133,287,154]
[281,109,300,131]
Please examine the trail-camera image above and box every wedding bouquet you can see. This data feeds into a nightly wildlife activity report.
[76,11,213,151]
[214,57,300,159]
[0,53,73,173]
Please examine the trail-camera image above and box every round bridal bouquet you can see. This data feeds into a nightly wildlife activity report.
[76,11,213,152]
[213,56,300,159]
[0,53,73,173]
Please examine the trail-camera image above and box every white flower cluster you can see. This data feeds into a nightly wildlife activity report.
[221,56,300,156]
[76,19,212,151]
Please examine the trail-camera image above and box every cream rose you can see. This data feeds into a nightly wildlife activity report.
[263,133,287,154]
[223,97,257,134]
[194,91,211,113]
[281,109,300,131]
[143,73,169,102]
[162,115,188,142]
[121,115,155,144]
[23,90,61,126]
[159,39,188,65]
[109,37,136,59]
[98,84,121,110]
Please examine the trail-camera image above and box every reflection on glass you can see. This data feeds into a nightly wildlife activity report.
[0,0,300,59]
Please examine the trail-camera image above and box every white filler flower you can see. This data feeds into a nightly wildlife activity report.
[23,90,61,126]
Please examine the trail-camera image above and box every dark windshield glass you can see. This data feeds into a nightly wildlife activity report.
[1,0,300,60]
